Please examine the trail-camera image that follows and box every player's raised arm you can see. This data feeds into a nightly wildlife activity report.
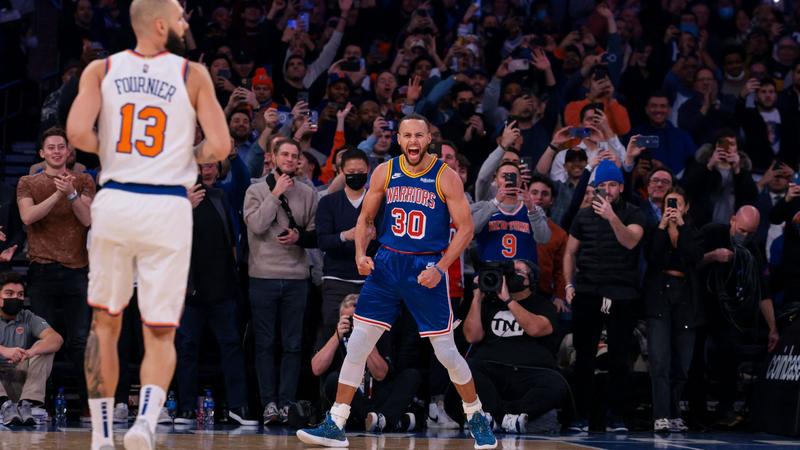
[355,162,388,275]
[66,60,105,155]
[438,166,474,272]
[189,61,231,163]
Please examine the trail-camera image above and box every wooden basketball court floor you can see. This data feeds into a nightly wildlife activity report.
[2,424,800,449]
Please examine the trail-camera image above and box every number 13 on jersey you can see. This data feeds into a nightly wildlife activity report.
[116,103,167,157]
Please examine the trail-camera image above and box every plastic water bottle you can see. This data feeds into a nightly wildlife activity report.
[54,387,67,426]
[202,389,215,427]
[165,391,177,420]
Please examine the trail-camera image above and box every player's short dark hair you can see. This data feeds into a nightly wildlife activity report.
[398,113,431,132]
[0,272,24,290]
[339,148,369,168]
[41,127,67,145]
[272,138,301,154]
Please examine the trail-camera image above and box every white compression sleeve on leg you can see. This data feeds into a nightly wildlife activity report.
[429,332,472,385]
[337,320,385,387]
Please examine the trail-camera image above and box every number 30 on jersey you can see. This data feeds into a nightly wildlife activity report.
[391,208,427,239]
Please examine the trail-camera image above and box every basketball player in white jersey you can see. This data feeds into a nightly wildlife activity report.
[66,1,230,449]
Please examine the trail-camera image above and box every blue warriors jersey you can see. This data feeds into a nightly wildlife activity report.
[379,156,451,253]
[476,203,538,263]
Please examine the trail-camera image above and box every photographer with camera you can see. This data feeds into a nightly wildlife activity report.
[562,160,646,432]
[312,295,420,432]
[459,260,563,434]
[471,162,551,266]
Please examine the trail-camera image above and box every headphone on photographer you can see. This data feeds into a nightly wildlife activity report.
[517,259,539,288]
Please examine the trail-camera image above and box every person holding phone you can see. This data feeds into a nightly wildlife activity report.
[471,162,551,266]
[628,91,697,176]
[243,139,319,425]
[563,160,646,433]
[643,187,704,433]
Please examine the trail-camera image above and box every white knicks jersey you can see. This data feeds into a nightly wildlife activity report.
[97,50,197,189]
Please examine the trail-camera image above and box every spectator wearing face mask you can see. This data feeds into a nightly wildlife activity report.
[697,205,779,427]
[0,271,63,427]
[459,260,564,434]
[315,150,382,337]
[440,83,493,183]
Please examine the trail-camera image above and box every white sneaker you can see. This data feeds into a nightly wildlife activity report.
[500,413,528,434]
[426,401,460,429]
[365,412,386,432]
[114,403,130,423]
[654,418,670,433]
[669,417,688,432]
[156,407,172,425]
[123,418,155,450]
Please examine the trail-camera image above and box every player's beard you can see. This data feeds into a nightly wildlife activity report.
[165,28,186,56]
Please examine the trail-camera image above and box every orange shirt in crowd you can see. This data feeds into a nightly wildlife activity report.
[564,98,631,136]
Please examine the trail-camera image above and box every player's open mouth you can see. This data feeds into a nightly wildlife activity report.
[408,147,420,157]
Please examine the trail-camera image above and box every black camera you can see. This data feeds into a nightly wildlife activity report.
[478,261,516,294]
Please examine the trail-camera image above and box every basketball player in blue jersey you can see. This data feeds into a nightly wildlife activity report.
[297,114,497,449]
[473,162,551,264]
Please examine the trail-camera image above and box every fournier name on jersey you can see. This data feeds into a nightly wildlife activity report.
[112,74,179,103]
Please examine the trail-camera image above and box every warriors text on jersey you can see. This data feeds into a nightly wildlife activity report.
[97,50,197,189]
[379,156,451,254]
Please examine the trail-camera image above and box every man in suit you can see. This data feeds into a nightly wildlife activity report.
[754,161,795,258]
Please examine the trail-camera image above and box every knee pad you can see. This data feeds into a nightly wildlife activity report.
[429,333,472,385]
[337,321,384,387]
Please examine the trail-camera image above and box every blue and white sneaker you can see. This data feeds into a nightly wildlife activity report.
[467,412,498,449]
[296,413,349,448]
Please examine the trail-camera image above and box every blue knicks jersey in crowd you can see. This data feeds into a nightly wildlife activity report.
[476,203,538,263]
[379,156,451,253]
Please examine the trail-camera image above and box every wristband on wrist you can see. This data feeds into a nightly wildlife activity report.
[548,143,560,152]
[67,191,79,202]
[433,265,446,278]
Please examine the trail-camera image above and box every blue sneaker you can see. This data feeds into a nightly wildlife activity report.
[296,413,349,447]
[467,412,497,449]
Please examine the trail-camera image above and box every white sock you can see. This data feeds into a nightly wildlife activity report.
[330,402,351,429]
[462,398,482,421]
[89,397,114,450]
[136,384,166,433]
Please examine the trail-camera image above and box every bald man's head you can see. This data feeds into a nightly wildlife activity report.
[730,205,760,238]
[130,0,188,55]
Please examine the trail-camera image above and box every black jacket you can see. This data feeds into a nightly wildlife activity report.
[569,200,645,300]
[186,187,240,301]
[735,98,800,172]
[643,223,705,328]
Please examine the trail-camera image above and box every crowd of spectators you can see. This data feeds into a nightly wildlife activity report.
[2,0,800,434]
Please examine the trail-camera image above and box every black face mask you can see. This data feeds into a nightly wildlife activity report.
[457,102,475,119]
[507,273,528,294]
[345,173,368,190]
[165,28,186,56]
[1,298,23,316]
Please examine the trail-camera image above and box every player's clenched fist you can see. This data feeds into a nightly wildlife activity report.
[417,266,442,289]
[357,256,375,276]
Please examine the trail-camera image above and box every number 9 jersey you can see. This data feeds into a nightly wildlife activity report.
[97,50,197,189]
[475,203,538,264]
[380,156,451,254]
